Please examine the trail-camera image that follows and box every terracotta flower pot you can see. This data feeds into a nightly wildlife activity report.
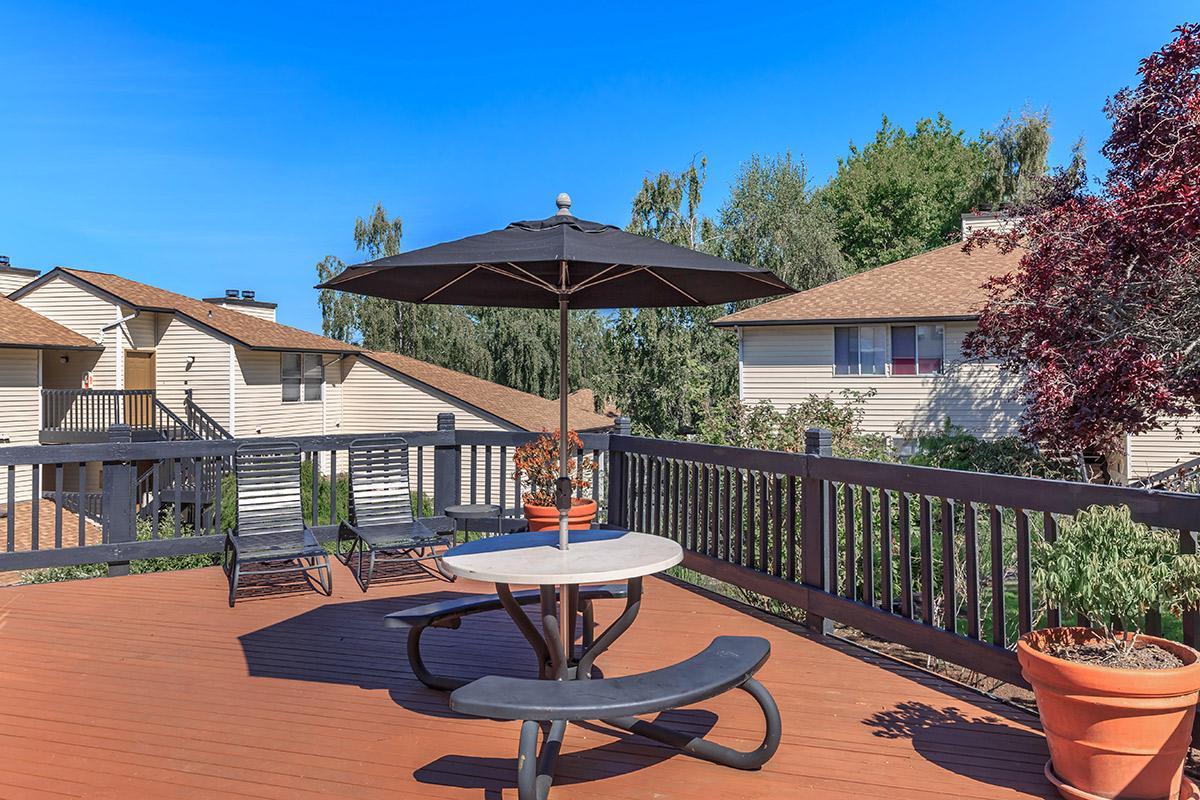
[523,498,597,532]
[1018,628,1200,800]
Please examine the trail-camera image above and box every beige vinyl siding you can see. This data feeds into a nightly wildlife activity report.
[739,322,1024,439]
[233,349,342,439]
[118,309,161,353]
[0,270,38,295]
[0,349,41,502]
[1128,418,1200,479]
[16,276,117,389]
[339,357,519,505]
[207,301,276,322]
[156,316,231,426]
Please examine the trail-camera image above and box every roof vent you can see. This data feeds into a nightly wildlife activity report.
[241,289,256,301]
[224,288,239,299]
[0,256,9,268]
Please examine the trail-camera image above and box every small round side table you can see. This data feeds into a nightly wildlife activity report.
[444,503,504,539]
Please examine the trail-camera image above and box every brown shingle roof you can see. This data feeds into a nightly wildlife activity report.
[52,268,359,354]
[714,242,1022,326]
[360,351,614,432]
[0,296,101,350]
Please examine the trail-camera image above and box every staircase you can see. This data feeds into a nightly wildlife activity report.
[1134,455,1200,493]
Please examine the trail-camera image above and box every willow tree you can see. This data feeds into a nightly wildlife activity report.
[717,151,845,297]
[601,158,739,436]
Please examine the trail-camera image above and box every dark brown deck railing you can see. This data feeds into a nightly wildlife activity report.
[6,412,1200,721]
[41,389,203,441]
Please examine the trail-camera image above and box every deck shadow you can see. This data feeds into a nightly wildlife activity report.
[863,701,1055,797]
[414,710,718,797]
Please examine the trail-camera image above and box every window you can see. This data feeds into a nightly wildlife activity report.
[281,353,323,402]
[834,326,886,375]
[890,325,944,375]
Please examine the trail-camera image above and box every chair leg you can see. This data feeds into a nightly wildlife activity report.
[364,549,377,591]
[227,562,240,608]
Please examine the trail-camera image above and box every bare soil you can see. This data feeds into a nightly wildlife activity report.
[1042,638,1184,670]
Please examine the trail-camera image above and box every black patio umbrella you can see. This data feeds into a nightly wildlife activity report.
[318,193,793,554]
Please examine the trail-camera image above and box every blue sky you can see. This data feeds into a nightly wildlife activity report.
[1,1,1192,332]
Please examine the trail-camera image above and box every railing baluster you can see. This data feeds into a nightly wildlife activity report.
[6,465,15,552]
[1015,508,1033,635]
[712,468,724,559]
[699,465,710,555]
[771,475,783,577]
[173,459,183,539]
[786,474,797,581]
[499,446,507,519]
[825,480,839,596]
[329,450,337,525]
[733,469,744,565]
[964,502,980,640]
[29,465,39,551]
[843,484,857,600]
[470,446,478,504]
[192,457,201,534]
[744,470,756,569]
[990,505,1005,646]
[1043,511,1060,628]
[861,487,874,607]
[54,463,64,549]
[78,463,87,546]
[723,467,733,563]
[941,498,956,634]
[898,492,913,619]
[919,495,933,625]
[310,452,319,528]
[880,490,893,613]
[690,462,701,551]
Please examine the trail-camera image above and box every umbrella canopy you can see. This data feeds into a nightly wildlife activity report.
[318,193,793,654]
[317,195,793,307]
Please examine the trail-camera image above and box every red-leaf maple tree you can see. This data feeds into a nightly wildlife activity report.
[965,23,1200,472]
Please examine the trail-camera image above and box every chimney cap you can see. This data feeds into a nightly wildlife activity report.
[224,288,239,298]
[0,255,9,267]
[241,289,255,300]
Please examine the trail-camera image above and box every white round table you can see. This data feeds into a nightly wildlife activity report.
[440,529,683,681]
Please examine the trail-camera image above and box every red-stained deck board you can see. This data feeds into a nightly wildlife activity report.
[0,567,1055,799]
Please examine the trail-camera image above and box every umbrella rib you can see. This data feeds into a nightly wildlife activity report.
[568,263,636,293]
[645,268,701,304]
[501,262,560,293]
[421,265,482,302]
[477,263,558,294]
[741,272,790,290]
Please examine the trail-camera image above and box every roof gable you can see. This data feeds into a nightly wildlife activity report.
[15,268,358,354]
[715,242,1022,327]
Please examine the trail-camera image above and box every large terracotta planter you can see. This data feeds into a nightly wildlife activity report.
[1018,628,1200,800]
[523,498,597,532]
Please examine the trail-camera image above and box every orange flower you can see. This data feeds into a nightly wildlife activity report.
[512,429,596,506]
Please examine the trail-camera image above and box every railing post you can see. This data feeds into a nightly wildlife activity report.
[433,413,459,517]
[802,427,834,634]
[102,424,137,577]
[606,416,631,529]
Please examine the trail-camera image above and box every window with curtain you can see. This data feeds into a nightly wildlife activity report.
[833,326,886,375]
[890,325,944,375]
[281,353,324,402]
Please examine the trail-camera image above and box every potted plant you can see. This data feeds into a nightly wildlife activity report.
[1020,504,1200,800]
[512,429,597,531]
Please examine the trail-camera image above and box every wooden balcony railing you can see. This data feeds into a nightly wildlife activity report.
[5,411,1200,737]
[40,389,203,442]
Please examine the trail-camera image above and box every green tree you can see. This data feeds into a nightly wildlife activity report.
[982,108,1053,208]
[601,158,738,436]
[716,152,846,295]
[822,114,992,271]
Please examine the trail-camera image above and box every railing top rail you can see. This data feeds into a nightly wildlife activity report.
[185,396,233,440]
[41,388,156,396]
[0,429,454,466]
[455,428,612,450]
[611,434,809,474]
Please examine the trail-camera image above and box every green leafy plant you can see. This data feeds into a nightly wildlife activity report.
[1035,504,1200,656]
[22,518,218,584]
[907,420,1075,479]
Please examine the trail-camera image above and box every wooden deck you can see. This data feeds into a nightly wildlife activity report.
[0,567,1055,800]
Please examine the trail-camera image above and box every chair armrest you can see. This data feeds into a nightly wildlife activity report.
[224,531,240,554]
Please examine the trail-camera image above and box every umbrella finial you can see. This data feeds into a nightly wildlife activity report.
[555,192,572,216]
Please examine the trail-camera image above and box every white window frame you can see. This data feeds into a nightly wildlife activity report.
[281,352,324,403]
[832,324,947,377]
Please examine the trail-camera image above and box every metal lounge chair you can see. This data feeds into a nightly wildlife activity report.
[223,441,332,607]
[337,435,452,591]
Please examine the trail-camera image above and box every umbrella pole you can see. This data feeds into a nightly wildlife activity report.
[557,297,572,670]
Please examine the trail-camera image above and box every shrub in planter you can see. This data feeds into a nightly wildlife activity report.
[513,430,597,531]
[1022,504,1200,800]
